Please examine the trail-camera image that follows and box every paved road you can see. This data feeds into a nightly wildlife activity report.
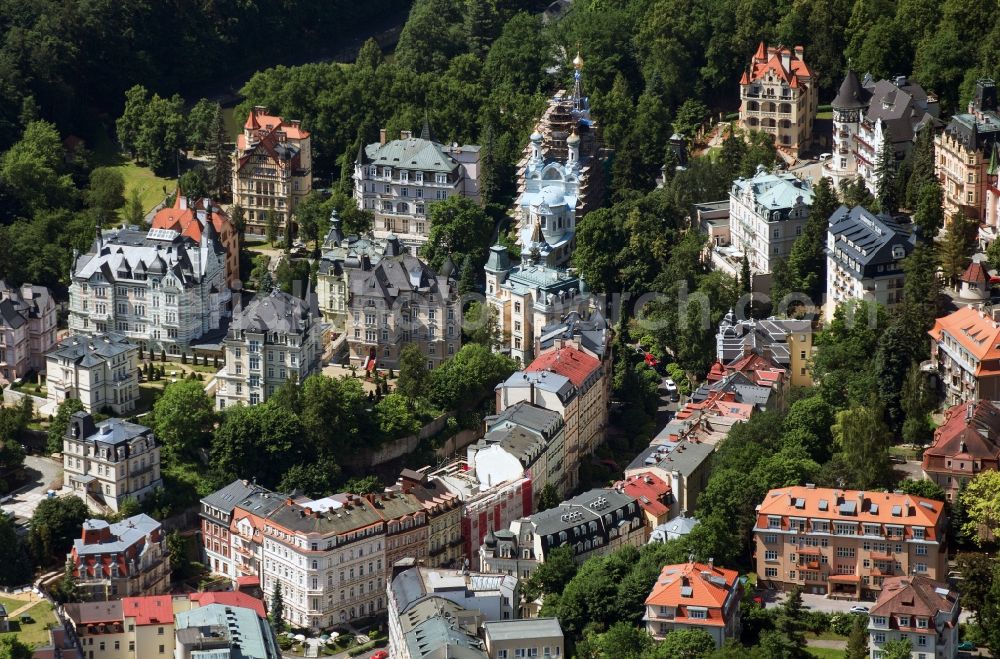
[2,455,65,521]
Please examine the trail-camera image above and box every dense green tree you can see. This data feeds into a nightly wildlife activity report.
[593,622,651,658]
[29,495,88,567]
[902,243,941,318]
[954,553,995,623]
[0,513,32,587]
[536,483,560,512]
[874,130,898,215]
[900,363,935,444]
[150,380,216,460]
[374,393,423,437]
[845,614,869,659]
[784,177,839,303]
[961,470,1000,543]
[831,405,893,489]
[873,318,922,433]
[644,629,716,659]
[187,99,221,154]
[167,530,190,578]
[299,374,373,458]
[1,120,76,213]
[429,344,517,411]
[0,636,32,659]
[906,125,937,209]
[344,475,382,495]
[483,13,549,95]
[211,402,303,489]
[458,254,476,296]
[881,639,913,659]
[772,586,809,658]
[672,99,709,139]
[397,344,430,402]
[422,196,494,271]
[177,167,209,201]
[270,582,285,632]
[117,85,149,158]
[523,545,577,601]
[939,214,975,287]
[124,188,145,225]
[895,479,946,501]
[86,168,126,219]
[47,398,85,454]
[913,181,945,240]
[133,92,186,174]
[592,73,635,151]
[278,460,342,498]
[293,192,333,250]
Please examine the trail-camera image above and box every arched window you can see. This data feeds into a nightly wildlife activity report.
[779,103,792,114]
[749,118,759,127]
[748,101,759,112]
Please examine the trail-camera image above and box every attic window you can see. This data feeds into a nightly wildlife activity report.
[891,505,902,517]
[818,500,828,511]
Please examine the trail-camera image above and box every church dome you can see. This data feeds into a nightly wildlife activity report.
[530,131,543,142]
[540,186,566,207]
[567,131,581,145]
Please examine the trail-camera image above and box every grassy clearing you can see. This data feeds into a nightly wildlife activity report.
[0,595,25,613]
[90,130,175,222]
[0,600,58,648]
[806,631,849,641]
[806,647,844,659]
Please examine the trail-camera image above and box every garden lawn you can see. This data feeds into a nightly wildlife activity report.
[0,595,24,613]
[806,648,844,659]
[90,130,174,221]
[0,600,58,648]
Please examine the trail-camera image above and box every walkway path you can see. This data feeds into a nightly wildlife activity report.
[807,639,847,650]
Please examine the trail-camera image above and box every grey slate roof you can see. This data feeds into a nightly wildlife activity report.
[71,412,152,450]
[404,615,487,659]
[232,288,315,336]
[538,310,608,358]
[175,603,280,659]
[482,618,563,642]
[73,514,161,557]
[499,371,574,403]
[716,311,811,366]
[364,137,460,174]
[527,487,638,539]
[348,253,450,302]
[0,299,26,329]
[478,426,546,468]
[863,77,937,148]
[832,71,870,110]
[202,479,261,515]
[645,439,714,477]
[47,333,134,366]
[485,402,564,440]
[827,205,915,278]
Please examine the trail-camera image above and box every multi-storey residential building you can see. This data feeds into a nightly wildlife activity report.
[369,491,429,571]
[829,71,869,185]
[854,76,938,194]
[472,402,567,506]
[739,42,818,155]
[982,151,1000,246]
[482,619,565,659]
[233,106,312,237]
[936,80,1000,222]
[644,561,742,648]
[346,237,461,370]
[387,564,519,658]
[199,479,264,578]
[753,485,948,600]
[45,333,139,415]
[0,280,56,382]
[394,469,464,569]
[496,344,607,490]
[63,592,274,659]
[484,244,589,363]
[227,488,286,585]
[354,128,480,253]
[214,288,321,409]
[929,305,1000,405]
[625,438,715,518]
[868,576,960,659]
[716,311,815,386]
[70,514,169,600]
[479,488,646,579]
[429,459,533,569]
[616,471,674,531]
[825,205,915,321]
[68,226,229,356]
[921,399,1000,501]
[729,167,814,285]
[151,193,241,288]
[63,412,162,513]
[394,596,487,659]
[315,216,384,327]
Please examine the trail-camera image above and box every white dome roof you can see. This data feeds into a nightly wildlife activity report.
[540,186,566,207]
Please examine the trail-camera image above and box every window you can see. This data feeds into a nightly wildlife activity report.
[688,608,707,619]
[897,616,910,628]
[764,550,778,561]
[765,567,778,577]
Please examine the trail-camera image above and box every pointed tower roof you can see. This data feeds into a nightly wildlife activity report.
[832,71,869,110]
[244,110,259,130]
[420,111,433,142]
[484,245,511,273]
[753,41,767,61]
[356,139,368,165]
[439,255,457,279]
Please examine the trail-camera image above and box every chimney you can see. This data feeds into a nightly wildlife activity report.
[780,48,791,70]
[379,129,387,145]
[708,557,714,571]
[400,130,412,140]
[793,45,804,59]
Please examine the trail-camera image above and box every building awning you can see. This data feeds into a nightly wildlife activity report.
[70,474,97,485]
[828,574,861,583]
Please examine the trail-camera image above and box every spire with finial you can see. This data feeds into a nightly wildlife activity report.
[571,45,587,115]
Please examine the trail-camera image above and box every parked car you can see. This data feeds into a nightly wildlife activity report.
[664,378,679,400]
[958,641,976,651]
[849,605,869,614]
[371,651,389,659]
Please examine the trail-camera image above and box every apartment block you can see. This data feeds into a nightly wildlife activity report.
[0,280,56,382]
[68,226,229,356]
[151,194,241,289]
[63,412,162,513]
[354,128,480,252]
[739,42,818,155]
[70,514,169,600]
[868,576,960,659]
[753,486,947,600]
[928,305,1000,405]
[716,311,815,387]
[921,399,1000,501]
[45,333,139,415]
[644,561,742,648]
[233,106,312,237]
[394,469,464,569]
[214,288,322,409]
[482,619,565,659]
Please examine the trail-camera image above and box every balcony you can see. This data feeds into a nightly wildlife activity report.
[129,462,157,478]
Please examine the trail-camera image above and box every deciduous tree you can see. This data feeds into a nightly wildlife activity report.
[151,379,216,460]
[961,470,1000,543]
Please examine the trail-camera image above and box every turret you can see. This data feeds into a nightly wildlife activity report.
[566,130,580,171]
[530,131,544,167]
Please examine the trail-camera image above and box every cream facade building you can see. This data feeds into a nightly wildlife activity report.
[45,333,139,415]
[739,42,818,155]
[63,412,162,513]
[233,106,312,237]
[214,289,322,410]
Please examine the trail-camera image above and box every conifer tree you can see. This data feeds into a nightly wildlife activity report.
[906,124,936,208]
[938,214,974,287]
[845,615,869,659]
[270,582,285,632]
[875,129,898,215]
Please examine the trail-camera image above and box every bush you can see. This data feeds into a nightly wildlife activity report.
[277,637,293,650]
[805,611,831,634]
[348,641,377,657]
[829,612,856,636]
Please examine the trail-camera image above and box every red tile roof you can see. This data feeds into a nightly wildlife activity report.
[929,306,1000,368]
[121,595,173,626]
[151,193,232,244]
[744,42,813,86]
[871,576,958,626]
[922,400,1000,464]
[188,591,267,619]
[242,108,309,140]
[962,261,990,286]
[645,562,740,626]
[526,346,601,387]
[617,472,673,518]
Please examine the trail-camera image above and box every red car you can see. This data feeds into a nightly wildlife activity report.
[370,652,389,659]
[644,352,659,368]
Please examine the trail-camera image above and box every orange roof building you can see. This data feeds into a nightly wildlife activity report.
[753,485,948,600]
[738,42,818,156]
[616,471,674,528]
[644,560,742,648]
[868,576,961,659]
[922,399,1000,501]
[232,105,312,237]
[151,193,240,288]
[929,305,1000,405]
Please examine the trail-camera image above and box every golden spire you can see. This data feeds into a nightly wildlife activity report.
[573,50,584,71]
